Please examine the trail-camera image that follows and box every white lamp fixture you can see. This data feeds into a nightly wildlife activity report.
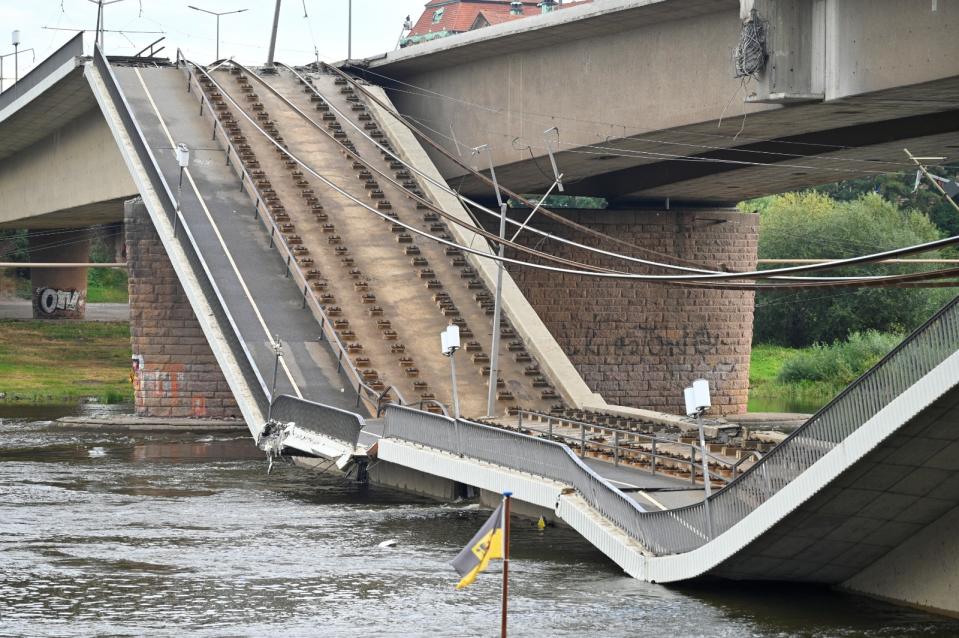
[441,324,460,356]
[11,30,20,47]
[175,143,191,168]
[683,387,697,417]
[692,378,711,411]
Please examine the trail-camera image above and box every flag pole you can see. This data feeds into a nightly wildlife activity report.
[501,491,512,638]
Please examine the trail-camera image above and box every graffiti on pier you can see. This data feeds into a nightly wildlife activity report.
[33,287,85,317]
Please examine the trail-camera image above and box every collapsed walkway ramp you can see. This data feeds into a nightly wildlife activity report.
[87,46,370,452]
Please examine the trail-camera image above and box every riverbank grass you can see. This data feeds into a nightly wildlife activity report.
[0,320,132,404]
[748,331,902,414]
[748,345,837,413]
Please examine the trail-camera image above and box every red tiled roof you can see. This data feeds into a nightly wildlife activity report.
[471,10,525,29]
[408,1,592,38]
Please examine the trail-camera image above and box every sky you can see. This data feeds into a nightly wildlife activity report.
[0,0,428,80]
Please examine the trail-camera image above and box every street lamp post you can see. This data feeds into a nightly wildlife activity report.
[174,143,191,237]
[187,5,248,61]
[12,30,18,86]
[0,32,33,94]
[684,378,714,540]
[441,324,463,455]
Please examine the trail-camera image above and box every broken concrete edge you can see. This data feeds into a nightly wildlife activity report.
[56,415,247,432]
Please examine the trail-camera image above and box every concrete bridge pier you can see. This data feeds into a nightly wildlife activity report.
[27,228,91,320]
[500,206,758,416]
[124,200,240,420]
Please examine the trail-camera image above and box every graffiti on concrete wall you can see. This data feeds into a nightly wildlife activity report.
[34,287,85,316]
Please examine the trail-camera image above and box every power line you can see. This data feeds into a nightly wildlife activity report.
[189,59,959,290]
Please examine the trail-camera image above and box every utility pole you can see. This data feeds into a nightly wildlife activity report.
[347,0,353,60]
[471,144,507,417]
[87,0,127,52]
[267,0,282,67]
[188,6,248,61]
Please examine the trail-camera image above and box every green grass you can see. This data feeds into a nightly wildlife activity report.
[1,270,128,303]
[0,320,133,404]
[748,344,835,413]
[87,268,129,303]
[748,332,903,414]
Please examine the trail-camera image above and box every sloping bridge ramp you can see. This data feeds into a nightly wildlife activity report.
[88,48,959,613]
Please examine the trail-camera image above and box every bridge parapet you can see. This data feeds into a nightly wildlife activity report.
[382,404,656,549]
[640,294,959,555]
[271,394,367,448]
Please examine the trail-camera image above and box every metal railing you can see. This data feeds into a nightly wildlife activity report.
[384,404,661,549]
[636,294,959,554]
[514,409,732,485]
[178,57,406,415]
[92,45,271,418]
[383,295,959,555]
[271,394,366,447]
[0,32,83,110]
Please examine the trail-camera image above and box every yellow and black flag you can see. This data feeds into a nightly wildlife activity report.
[451,503,505,589]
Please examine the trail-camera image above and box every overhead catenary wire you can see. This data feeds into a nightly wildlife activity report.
[325,63,946,282]
[266,62,957,285]
[313,63,959,284]
[189,60,959,291]
[289,64,887,279]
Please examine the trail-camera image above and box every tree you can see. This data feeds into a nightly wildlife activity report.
[752,191,954,347]
[815,165,959,237]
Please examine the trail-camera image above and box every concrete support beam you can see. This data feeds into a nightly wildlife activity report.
[0,109,135,227]
[27,228,90,319]
[843,504,959,618]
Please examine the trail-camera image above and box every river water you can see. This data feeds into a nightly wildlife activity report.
[2,416,958,638]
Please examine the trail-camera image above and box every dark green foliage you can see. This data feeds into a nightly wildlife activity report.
[751,191,954,347]
[777,330,903,386]
[815,166,959,236]
[0,229,29,262]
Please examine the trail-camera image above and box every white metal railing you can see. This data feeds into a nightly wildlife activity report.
[382,295,959,554]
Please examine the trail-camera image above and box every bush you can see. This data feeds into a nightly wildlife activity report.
[750,191,953,347]
[777,330,903,387]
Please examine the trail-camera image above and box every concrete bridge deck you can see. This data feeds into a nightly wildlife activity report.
[356,0,959,205]
[2,28,959,617]
[112,65,357,412]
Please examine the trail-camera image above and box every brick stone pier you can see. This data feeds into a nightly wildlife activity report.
[125,200,240,419]
[501,207,758,416]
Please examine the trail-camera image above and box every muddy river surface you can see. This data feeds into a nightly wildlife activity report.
[2,416,958,637]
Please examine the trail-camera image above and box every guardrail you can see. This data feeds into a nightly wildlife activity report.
[383,404,662,549]
[271,394,366,447]
[514,409,732,485]
[178,56,406,416]
[0,32,83,111]
[383,295,959,555]
[92,44,271,419]
[637,294,959,554]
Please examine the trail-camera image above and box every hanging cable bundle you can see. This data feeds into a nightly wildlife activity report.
[734,9,768,79]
